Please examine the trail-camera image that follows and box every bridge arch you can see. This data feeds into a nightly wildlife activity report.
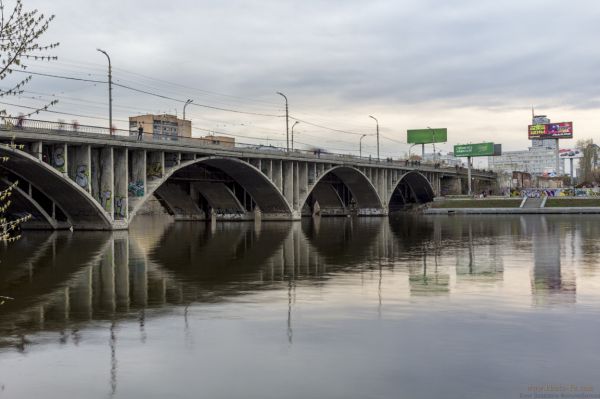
[0,145,113,229]
[300,165,385,215]
[0,177,57,229]
[129,156,294,222]
[388,171,435,211]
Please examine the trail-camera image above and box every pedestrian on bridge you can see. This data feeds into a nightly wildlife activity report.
[16,114,24,129]
[137,123,144,141]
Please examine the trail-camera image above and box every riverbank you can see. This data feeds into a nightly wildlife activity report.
[425,197,600,214]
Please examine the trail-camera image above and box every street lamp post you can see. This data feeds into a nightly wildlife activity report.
[276,92,289,151]
[427,126,436,162]
[359,134,367,158]
[97,49,112,135]
[183,99,193,120]
[408,143,418,159]
[369,115,379,160]
[291,121,299,151]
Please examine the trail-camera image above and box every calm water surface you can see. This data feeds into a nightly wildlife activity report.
[1,215,600,399]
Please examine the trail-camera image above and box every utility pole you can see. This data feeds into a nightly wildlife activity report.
[369,115,379,160]
[277,92,289,151]
[97,49,112,135]
[467,156,472,196]
[291,121,299,151]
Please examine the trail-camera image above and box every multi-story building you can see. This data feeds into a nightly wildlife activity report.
[129,114,192,139]
[488,114,562,177]
[199,135,235,148]
[488,148,562,176]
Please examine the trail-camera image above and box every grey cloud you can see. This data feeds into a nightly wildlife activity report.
[16,0,600,133]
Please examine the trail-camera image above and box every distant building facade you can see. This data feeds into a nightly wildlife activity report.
[129,114,192,139]
[487,114,562,177]
[199,135,235,148]
[488,148,562,176]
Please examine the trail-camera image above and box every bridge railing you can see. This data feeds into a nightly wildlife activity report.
[0,116,496,177]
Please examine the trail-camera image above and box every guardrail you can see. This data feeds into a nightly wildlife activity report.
[0,116,496,177]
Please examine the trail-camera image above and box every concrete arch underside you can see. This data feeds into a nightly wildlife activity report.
[130,157,294,224]
[389,171,435,211]
[301,166,385,217]
[0,178,59,230]
[0,146,113,230]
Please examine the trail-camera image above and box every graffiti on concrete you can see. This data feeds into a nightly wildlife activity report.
[147,162,162,178]
[53,145,65,172]
[128,180,144,197]
[513,188,600,198]
[75,165,88,189]
[100,190,112,212]
[214,208,246,220]
[115,197,126,218]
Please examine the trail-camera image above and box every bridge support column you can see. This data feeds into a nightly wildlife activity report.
[31,141,43,161]
[114,148,128,220]
[273,160,283,192]
[308,163,316,185]
[266,159,273,181]
[293,161,299,210]
[299,162,308,207]
[49,143,68,175]
[283,161,293,206]
[68,144,91,193]
[147,151,164,180]
[130,150,146,198]
[99,147,114,216]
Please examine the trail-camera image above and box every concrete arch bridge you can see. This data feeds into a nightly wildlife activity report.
[0,119,495,230]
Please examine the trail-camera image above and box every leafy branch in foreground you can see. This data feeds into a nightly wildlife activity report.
[0,140,31,243]
[0,0,59,117]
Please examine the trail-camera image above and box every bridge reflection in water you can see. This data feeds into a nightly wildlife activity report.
[1,215,598,398]
[1,215,590,344]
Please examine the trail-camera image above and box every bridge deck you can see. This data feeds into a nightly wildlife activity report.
[0,119,495,180]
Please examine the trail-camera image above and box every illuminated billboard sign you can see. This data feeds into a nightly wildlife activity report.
[528,122,573,139]
[407,128,447,144]
[454,142,495,157]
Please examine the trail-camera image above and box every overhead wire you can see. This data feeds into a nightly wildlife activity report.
[9,66,410,155]
[12,69,284,118]
[59,58,283,107]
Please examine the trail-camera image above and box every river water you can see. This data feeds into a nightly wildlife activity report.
[1,215,600,399]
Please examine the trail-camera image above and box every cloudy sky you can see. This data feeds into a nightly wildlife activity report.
[5,0,600,158]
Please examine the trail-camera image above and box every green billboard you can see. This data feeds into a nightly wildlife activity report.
[454,142,495,157]
[407,128,447,144]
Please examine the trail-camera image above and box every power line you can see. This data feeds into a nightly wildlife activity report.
[113,81,283,117]
[380,134,407,145]
[59,57,283,107]
[12,69,106,84]
[12,69,406,152]
[0,100,129,122]
[13,69,284,118]
[289,115,371,136]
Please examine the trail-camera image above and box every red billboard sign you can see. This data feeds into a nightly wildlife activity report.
[528,122,573,139]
